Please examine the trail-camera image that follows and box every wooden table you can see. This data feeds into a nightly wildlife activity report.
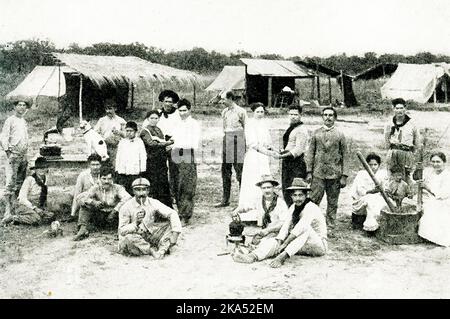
[32,153,89,169]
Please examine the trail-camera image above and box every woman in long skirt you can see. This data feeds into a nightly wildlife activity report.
[140,110,174,208]
[418,152,450,247]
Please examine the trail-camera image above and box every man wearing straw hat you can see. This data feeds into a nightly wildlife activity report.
[232,178,328,268]
[231,174,288,244]
[118,177,182,258]
[1,100,30,224]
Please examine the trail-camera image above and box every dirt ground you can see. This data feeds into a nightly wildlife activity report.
[1,110,450,299]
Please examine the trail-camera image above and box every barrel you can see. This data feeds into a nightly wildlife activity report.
[376,207,423,244]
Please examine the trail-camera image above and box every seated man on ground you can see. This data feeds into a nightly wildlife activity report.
[2,157,55,225]
[232,178,327,268]
[71,153,102,219]
[74,165,131,241]
[118,178,182,258]
[350,152,388,232]
[231,174,288,245]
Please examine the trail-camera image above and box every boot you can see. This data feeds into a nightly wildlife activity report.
[73,225,89,241]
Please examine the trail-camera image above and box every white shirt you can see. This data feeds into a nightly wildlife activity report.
[118,197,182,238]
[115,137,147,175]
[1,115,28,155]
[95,115,126,139]
[142,109,181,137]
[171,116,201,150]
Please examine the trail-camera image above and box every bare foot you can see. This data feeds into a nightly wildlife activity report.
[270,252,288,268]
[232,252,257,264]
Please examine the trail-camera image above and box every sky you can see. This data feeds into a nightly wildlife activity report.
[1,0,450,57]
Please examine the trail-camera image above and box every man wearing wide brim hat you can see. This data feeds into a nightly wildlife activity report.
[232,178,328,268]
[1,157,56,225]
[118,177,182,258]
[231,174,288,244]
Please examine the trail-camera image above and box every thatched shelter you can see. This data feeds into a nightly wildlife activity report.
[51,53,200,120]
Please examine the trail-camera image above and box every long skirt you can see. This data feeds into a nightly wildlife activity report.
[418,199,450,247]
[238,149,270,208]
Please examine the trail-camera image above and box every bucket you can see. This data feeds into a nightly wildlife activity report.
[376,207,423,244]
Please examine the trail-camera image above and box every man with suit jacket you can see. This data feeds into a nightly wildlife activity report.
[306,107,348,228]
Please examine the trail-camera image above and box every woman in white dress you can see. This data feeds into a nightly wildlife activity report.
[417,152,450,247]
[238,103,276,208]
[350,152,388,232]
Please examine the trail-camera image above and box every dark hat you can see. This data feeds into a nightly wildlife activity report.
[30,157,49,169]
[125,121,138,131]
[286,178,311,191]
[158,90,179,103]
[255,174,279,187]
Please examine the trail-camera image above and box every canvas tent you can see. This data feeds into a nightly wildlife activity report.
[381,63,450,103]
[240,58,314,107]
[6,65,74,105]
[205,66,245,95]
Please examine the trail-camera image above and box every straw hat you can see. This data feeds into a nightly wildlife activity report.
[255,174,279,187]
[286,178,311,191]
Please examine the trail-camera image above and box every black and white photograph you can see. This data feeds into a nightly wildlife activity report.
[1,0,450,302]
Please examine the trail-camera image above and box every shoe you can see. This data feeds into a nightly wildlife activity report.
[214,201,230,208]
[1,215,14,225]
[73,226,89,241]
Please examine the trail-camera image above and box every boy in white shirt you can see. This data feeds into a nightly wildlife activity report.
[115,121,146,194]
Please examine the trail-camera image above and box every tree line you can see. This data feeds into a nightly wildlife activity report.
[1,39,450,75]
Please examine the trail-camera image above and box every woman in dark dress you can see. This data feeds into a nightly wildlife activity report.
[140,110,174,208]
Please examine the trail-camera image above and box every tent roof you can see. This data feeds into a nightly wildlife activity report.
[52,53,200,88]
[381,63,449,103]
[6,65,74,102]
[354,63,398,81]
[240,58,314,77]
[294,60,342,77]
[205,66,245,92]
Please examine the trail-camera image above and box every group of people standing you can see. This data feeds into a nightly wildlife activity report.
[2,92,449,264]
[218,92,348,229]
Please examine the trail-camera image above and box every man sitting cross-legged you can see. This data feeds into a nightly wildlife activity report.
[232,178,328,268]
[118,178,182,258]
[230,174,288,245]
[73,165,131,241]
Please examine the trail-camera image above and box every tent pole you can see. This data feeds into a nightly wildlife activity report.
[445,81,448,104]
[268,77,273,108]
[317,75,321,104]
[152,88,155,109]
[244,65,249,105]
[131,82,134,109]
[79,75,83,123]
[193,83,196,107]
[434,76,437,105]
[328,76,332,105]
[340,70,345,106]
[57,64,61,108]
